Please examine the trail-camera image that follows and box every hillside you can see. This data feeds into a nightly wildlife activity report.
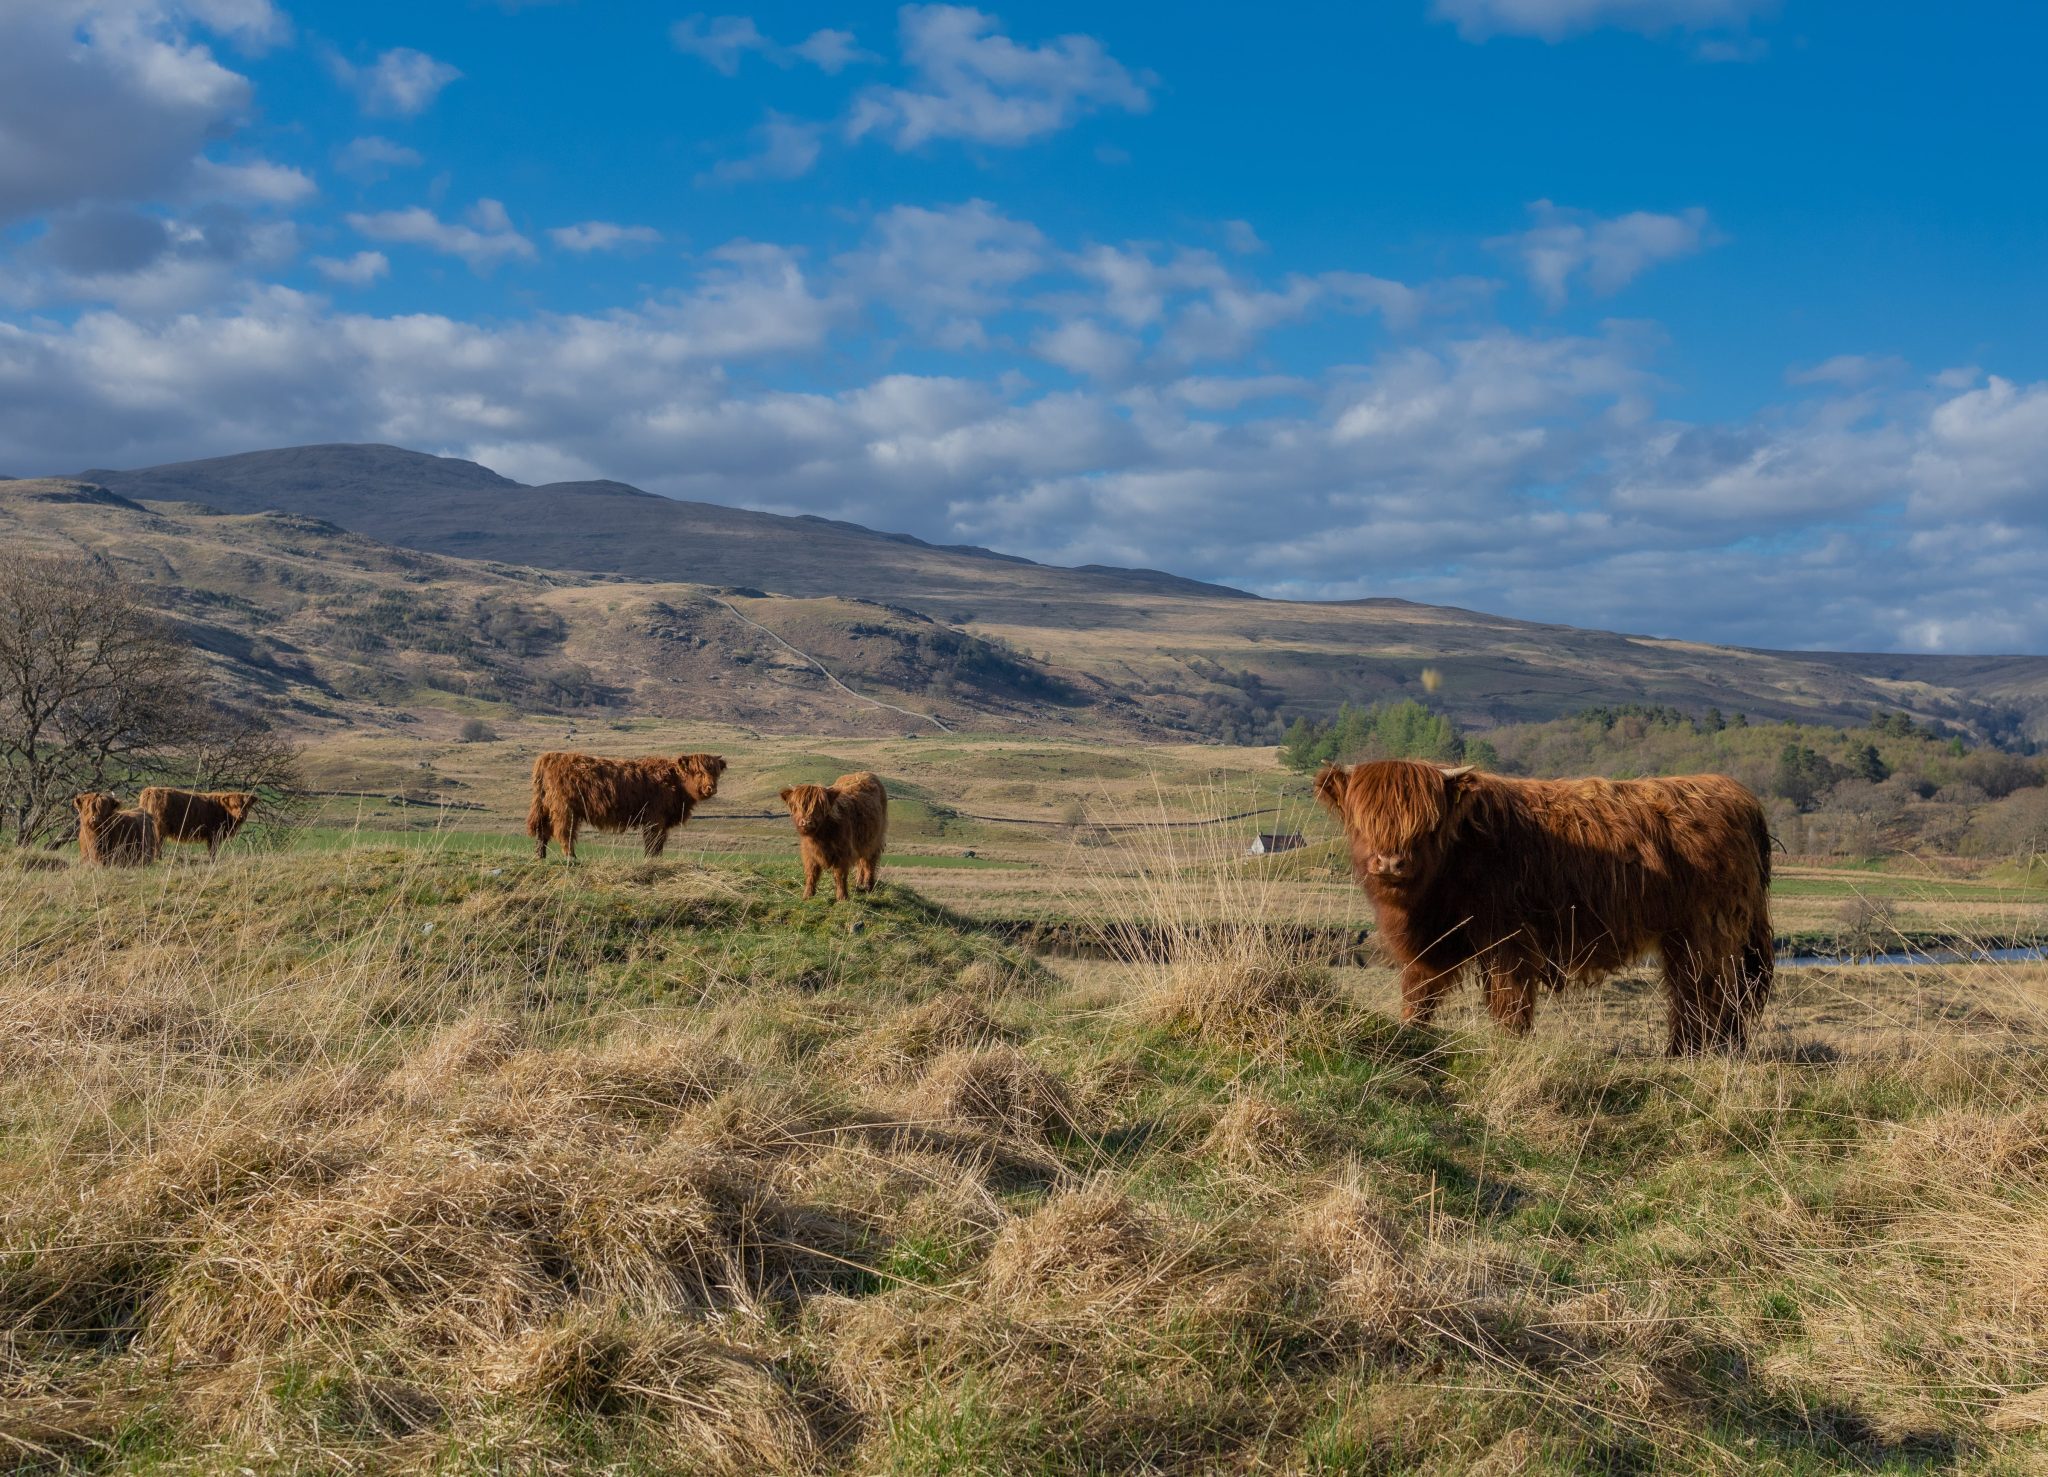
[0,478,1140,739]
[18,443,2048,742]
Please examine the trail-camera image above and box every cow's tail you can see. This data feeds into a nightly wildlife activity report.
[526,779,551,853]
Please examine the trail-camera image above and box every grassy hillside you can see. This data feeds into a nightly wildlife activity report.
[0,479,1136,741]
[6,846,2048,1472]
[41,443,2048,745]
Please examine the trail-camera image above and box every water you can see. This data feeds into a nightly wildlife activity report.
[1780,944,2048,969]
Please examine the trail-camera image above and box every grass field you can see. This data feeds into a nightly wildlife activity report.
[282,720,2048,954]
[7,819,2048,1473]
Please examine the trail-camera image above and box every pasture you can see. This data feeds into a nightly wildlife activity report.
[7,726,2048,1472]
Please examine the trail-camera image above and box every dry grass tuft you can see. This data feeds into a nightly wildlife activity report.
[982,1181,1170,1301]
[1141,952,1347,1051]
[1202,1086,1319,1172]
[826,992,1012,1085]
[900,1044,1074,1143]
[475,1312,819,1470]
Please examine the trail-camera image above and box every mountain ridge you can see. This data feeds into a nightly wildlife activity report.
[26,443,2048,744]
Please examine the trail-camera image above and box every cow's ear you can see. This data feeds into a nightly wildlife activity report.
[1312,764,1348,812]
[1439,764,1479,809]
[778,787,794,805]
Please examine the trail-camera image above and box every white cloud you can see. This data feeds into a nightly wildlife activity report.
[11,200,298,313]
[1787,353,1907,388]
[1909,375,2048,517]
[1222,219,1266,255]
[346,199,535,270]
[312,250,390,286]
[847,4,1152,150]
[669,14,771,74]
[1032,318,1138,380]
[791,28,876,73]
[706,114,825,183]
[841,200,1048,329]
[671,15,876,74]
[336,136,424,180]
[1493,200,1715,307]
[548,221,662,253]
[190,157,315,205]
[0,0,296,224]
[1433,0,1774,42]
[8,196,2047,654]
[332,46,462,117]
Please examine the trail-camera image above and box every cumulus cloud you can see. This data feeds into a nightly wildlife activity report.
[6,193,2045,653]
[1493,200,1715,307]
[312,250,390,286]
[1787,353,1907,387]
[847,5,1152,149]
[548,221,662,252]
[1909,375,2048,517]
[331,46,462,117]
[0,0,296,225]
[840,200,1048,332]
[706,114,826,183]
[346,199,535,271]
[336,136,424,181]
[189,157,315,206]
[670,14,877,74]
[9,199,299,312]
[1032,318,1139,380]
[791,28,875,73]
[1433,0,1774,42]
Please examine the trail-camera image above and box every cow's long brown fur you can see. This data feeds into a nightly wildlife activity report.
[527,751,725,859]
[73,792,160,867]
[1315,759,1774,1054]
[779,772,887,901]
[137,787,256,858]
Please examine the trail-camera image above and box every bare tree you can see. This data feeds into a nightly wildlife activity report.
[0,551,210,845]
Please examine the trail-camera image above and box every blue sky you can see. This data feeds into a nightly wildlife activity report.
[3,0,2046,653]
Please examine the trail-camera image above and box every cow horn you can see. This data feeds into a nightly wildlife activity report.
[1440,764,1477,778]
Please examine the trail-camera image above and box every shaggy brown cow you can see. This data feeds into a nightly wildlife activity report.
[137,787,257,858]
[1315,760,1774,1054]
[73,792,161,867]
[779,772,888,901]
[527,751,725,859]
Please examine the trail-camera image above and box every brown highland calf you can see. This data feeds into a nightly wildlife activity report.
[1315,759,1775,1054]
[527,751,725,859]
[138,787,257,858]
[779,772,888,901]
[73,792,161,867]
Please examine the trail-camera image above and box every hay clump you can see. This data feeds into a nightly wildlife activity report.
[474,1312,822,1473]
[1141,953,1348,1053]
[1202,1088,1320,1172]
[826,993,1012,1086]
[982,1182,1171,1302]
[901,1046,1074,1144]
[386,1014,521,1107]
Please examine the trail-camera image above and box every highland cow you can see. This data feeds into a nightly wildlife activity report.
[137,787,257,858]
[72,792,160,867]
[779,772,887,901]
[526,751,725,859]
[1315,760,1774,1054]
